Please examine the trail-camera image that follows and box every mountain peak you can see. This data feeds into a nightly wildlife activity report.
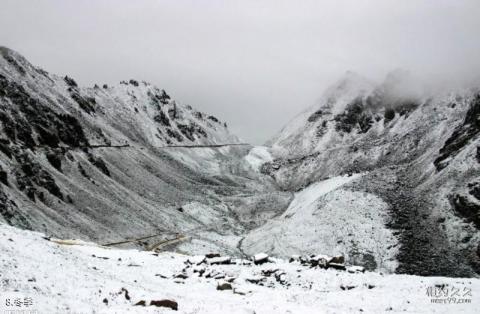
[317,71,374,114]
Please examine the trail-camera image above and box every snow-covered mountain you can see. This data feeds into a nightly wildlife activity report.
[1,46,479,281]
[258,70,480,276]
[0,46,291,256]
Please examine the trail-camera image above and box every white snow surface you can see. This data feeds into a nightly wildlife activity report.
[242,174,399,272]
[1,223,479,313]
[244,146,274,171]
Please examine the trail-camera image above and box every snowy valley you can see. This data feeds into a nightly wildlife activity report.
[1,46,480,313]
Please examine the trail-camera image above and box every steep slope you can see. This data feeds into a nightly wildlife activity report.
[269,71,375,157]
[0,46,291,255]
[254,71,480,276]
[2,46,479,278]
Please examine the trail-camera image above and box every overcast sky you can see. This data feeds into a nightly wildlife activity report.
[1,0,480,143]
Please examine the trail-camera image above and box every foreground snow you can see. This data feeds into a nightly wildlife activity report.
[1,224,478,313]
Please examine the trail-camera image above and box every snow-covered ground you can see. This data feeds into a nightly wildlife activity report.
[242,174,398,272]
[244,146,273,171]
[1,223,478,313]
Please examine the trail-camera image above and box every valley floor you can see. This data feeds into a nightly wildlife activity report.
[1,223,478,314]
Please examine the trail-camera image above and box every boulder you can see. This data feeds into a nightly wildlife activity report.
[206,253,221,258]
[274,272,287,285]
[214,273,226,279]
[217,281,233,291]
[174,273,188,279]
[205,270,219,278]
[245,276,264,284]
[237,259,253,266]
[310,254,332,263]
[224,276,236,283]
[134,300,146,306]
[261,268,280,277]
[208,256,231,265]
[330,255,345,264]
[253,253,269,265]
[289,255,300,263]
[309,255,331,268]
[150,299,178,310]
[192,265,206,276]
[328,263,346,271]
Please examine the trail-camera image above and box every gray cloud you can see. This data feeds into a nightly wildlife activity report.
[1,0,480,143]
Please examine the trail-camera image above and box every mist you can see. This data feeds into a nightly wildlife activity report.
[1,0,479,143]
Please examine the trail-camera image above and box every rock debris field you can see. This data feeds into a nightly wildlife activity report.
[1,224,479,313]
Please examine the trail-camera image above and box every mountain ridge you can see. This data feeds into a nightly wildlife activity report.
[1,46,479,277]
[0,46,291,257]
[260,71,480,276]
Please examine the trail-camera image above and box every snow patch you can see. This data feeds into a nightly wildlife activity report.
[244,146,273,171]
[242,174,398,273]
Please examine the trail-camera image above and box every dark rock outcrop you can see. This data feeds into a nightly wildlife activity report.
[434,94,480,171]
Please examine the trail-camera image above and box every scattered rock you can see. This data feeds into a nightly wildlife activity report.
[246,276,264,284]
[127,263,141,267]
[217,281,233,291]
[150,299,178,310]
[340,284,356,290]
[120,288,130,301]
[329,263,347,271]
[204,269,225,279]
[347,266,365,273]
[214,273,226,279]
[174,273,188,279]
[206,253,220,258]
[330,255,345,264]
[289,255,300,263]
[224,276,236,283]
[261,268,280,277]
[134,300,146,306]
[274,272,287,285]
[192,265,206,276]
[309,255,331,268]
[236,259,253,266]
[208,256,231,265]
[253,253,269,265]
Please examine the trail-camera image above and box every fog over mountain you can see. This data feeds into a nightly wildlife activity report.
[1,0,480,143]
